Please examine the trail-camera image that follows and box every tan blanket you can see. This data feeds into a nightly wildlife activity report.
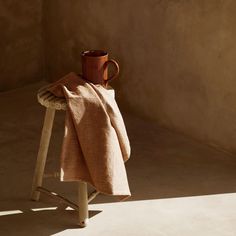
[48,72,131,200]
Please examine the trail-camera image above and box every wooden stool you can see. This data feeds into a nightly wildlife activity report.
[30,85,99,227]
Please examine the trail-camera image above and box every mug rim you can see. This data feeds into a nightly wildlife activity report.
[81,50,108,58]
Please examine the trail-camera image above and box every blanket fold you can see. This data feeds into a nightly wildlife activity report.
[48,72,131,200]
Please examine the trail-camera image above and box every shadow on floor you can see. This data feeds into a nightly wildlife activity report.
[0,199,101,236]
[123,114,236,202]
[1,82,236,235]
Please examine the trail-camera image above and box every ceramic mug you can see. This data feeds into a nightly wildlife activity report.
[81,50,119,86]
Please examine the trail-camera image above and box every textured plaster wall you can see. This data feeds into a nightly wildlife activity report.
[0,0,44,91]
[44,1,236,153]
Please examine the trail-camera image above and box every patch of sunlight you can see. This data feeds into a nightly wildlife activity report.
[31,207,57,211]
[31,206,74,211]
[65,206,73,210]
[0,210,23,216]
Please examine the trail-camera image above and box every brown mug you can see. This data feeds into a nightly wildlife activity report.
[81,50,119,86]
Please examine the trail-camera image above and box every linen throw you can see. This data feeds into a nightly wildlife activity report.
[48,72,131,200]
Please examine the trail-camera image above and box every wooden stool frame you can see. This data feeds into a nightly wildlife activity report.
[30,86,99,227]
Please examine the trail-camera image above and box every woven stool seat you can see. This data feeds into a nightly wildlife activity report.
[37,85,67,110]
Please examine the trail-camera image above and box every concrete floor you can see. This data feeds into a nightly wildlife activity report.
[1,82,236,236]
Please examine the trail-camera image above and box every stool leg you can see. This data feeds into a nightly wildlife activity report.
[78,181,89,227]
[31,108,56,201]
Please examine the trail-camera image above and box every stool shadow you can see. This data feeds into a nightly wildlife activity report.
[0,203,101,236]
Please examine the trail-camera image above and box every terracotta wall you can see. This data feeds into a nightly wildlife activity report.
[43,0,236,153]
[1,1,236,154]
[0,0,44,91]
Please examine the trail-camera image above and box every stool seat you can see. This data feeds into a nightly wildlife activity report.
[37,85,67,110]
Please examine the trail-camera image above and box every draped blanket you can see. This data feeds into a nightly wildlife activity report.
[48,72,131,200]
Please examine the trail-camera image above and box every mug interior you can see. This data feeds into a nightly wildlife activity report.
[82,50,107,57]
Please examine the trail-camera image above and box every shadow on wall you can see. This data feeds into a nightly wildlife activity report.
[43,0,236,155]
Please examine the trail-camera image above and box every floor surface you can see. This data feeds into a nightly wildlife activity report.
[1,82,236,236]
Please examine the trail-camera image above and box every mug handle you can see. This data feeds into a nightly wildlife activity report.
[104,59,119,86]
